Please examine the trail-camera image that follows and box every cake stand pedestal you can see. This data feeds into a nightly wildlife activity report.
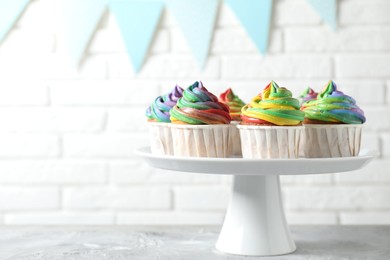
[136,147,375,256]
[217,175,294,256]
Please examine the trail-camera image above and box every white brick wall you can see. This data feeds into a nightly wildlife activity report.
[174,187,230,210]
[0,187,59,210]
[0,81,48,105]
[63,186,172,210]
[0,160,106,184]
[0,134,59,157]
[0,0,388,226]
[335,54,390,78]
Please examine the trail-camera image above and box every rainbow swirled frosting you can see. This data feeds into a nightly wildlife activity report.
[146,85,184,122]
[301,81,366,124]
[298,87,318,105]
[170,81,231,124]
[241,81,305,126]
[219,88,245,121]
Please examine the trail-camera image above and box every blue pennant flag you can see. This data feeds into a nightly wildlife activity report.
[109,0,164,72]
[225,0,273,54]
[307,0,337,30]
[61,0,107,66]
[0,0,30,44]
[166,0,219,68]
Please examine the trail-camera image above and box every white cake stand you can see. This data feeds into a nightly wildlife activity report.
[136,147,376,256]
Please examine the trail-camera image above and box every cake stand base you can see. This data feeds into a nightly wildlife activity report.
[216,175,295,256]
[136,147,376,257]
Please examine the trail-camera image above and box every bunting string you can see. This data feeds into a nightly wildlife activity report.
[0,0,338,72]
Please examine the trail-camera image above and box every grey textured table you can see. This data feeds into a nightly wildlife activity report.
[0,226,389,259]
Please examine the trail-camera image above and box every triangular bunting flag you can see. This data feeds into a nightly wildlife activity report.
[307,0,337,30]
[0,0,30,44]
[225,0,273,54]
[61,0,107,66]
[166,0,219,68]
[109,0,163,72]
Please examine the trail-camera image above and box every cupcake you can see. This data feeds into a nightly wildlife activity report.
[219,88,246,157]
[238,81,305,159]
[298,87,318,105]
[301,80,366,158]
[169,81,231,157]
[146,85,183,155]
[219,88,246,121]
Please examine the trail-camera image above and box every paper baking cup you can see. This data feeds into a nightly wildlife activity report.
[169,124,231,158]
[298,130,305,158]
[237,125,303,159]
[302,124,363,158]
[229,121,242,157]
[148,122,173,155]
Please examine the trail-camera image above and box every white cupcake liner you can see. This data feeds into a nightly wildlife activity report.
[237,125,303,159]
[169,124,231,158]
[298,130,305,158]
[148,122,173,155]
[302,124,363,158]
[228,121,242,157]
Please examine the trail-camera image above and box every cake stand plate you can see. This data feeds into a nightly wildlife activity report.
[136,148,376,256]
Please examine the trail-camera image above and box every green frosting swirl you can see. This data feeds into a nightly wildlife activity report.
[170,81,231,124]
[301,81,366,124]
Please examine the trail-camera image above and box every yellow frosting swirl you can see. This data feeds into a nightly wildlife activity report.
[241,81,304,126]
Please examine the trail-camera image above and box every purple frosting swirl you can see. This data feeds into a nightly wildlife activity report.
[146,85,184,122]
